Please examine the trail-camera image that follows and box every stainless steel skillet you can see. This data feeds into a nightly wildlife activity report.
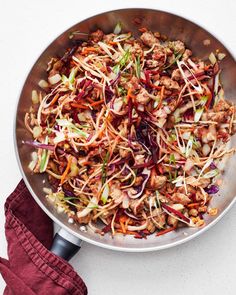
[14,8,236,258]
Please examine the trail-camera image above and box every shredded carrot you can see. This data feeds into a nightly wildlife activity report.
[205,93,213,109]
[86,97,95,104]
[107,129,118,140]
[149,82,162,90]
[48,93,60,107]
[81,47,98,55]
[60,156,72,185]
[100,66,107,73]
[127,88,136,100]
[187,203,200,208]
[119,215,128,223]
[120,221,126,233]
[71,102,89,109]
[156,86,165,109]
[139,27,148,33]
[157,164,164,174]
[90,100,104,107]
[109,40,117,46]
[109,135,120,158]
[82,161,92,166]
[156,227,176,236]
[116,229,137,235]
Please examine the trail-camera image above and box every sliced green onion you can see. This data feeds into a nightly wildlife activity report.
[38,79,49,89]
[169,134,177,142]
[61,75,68,84]
[113,50,130,73]
[70,162,79,176]
[64,196,78,201]
[61,67,77,90]
[113,64,120,74]
[155,191,161,208]
[202,169,219,179]
[194,108,204,122]
[39,136,49,173]
[173,170,178,180]
[77,196,98,218]
[134,55,141,78]
[164,53,182,70]
[194,96,208,122]
[118,86,127,96]
[173,109,181,123]
[28,152,38,171]
[217,53,226,61]
[209,52,217,65]
[185,135,193,157]
[101,151,110,185]
[119,50,130,67]
[113,21,122,34]
[31,90,39,104]
[56,119,88,137]
[153,100,159,108]
[33,126,42,138]
[169,154,176,165]
[200,96,208,104]
[69,67,78,84]
[88,204,99,209]
[48,74,61,85]
[101,184,110,205]
[113,33,131,43]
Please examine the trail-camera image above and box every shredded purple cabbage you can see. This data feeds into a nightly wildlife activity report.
[110,73,121,86]
[205,185,219,194]
[76,90,85,100]
[62,188,76,198]
[25,140,54,151]
[105,86,114,103]
[210,162,217,169]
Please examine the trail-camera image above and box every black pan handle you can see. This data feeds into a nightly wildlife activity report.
[51,228,82,261]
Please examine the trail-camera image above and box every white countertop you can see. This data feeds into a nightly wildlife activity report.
[0,1,235,294]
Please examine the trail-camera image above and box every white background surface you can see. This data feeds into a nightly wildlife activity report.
[0,1,235,294]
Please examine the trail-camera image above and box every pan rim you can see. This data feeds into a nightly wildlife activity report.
[14,7,236,252]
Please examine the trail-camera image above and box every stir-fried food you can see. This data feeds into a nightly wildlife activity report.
[25,26,236,238]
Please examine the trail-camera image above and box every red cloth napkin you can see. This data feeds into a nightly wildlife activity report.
[0,180,87,295]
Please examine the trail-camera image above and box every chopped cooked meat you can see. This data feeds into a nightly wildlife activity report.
[125,76,140,90]
[90,29,104,43]
[169,40,185,54]
[167,215,178,227]
[103,33,115,42]
[48,59,64,77]
[140,31,159,47]
[136,88,150,104]
[171,69,182,81]
[169,193,191,205]
[152,46,166,60]
[182,49,192,61]
[207,111,228,123]
[146,59,159,68]
[119,148,130,158]
[77,214,90,224]
[160,76,180,90]
[152,208,166,229]
[149,174,167,189]
[129,42,143,54]
[214,98,231,112]
[147,219,156,233]
[130,199,144,215]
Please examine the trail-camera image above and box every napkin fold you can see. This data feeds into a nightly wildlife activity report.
[0,180,87,295]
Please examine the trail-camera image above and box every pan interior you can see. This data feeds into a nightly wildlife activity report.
[15,8,236,251]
